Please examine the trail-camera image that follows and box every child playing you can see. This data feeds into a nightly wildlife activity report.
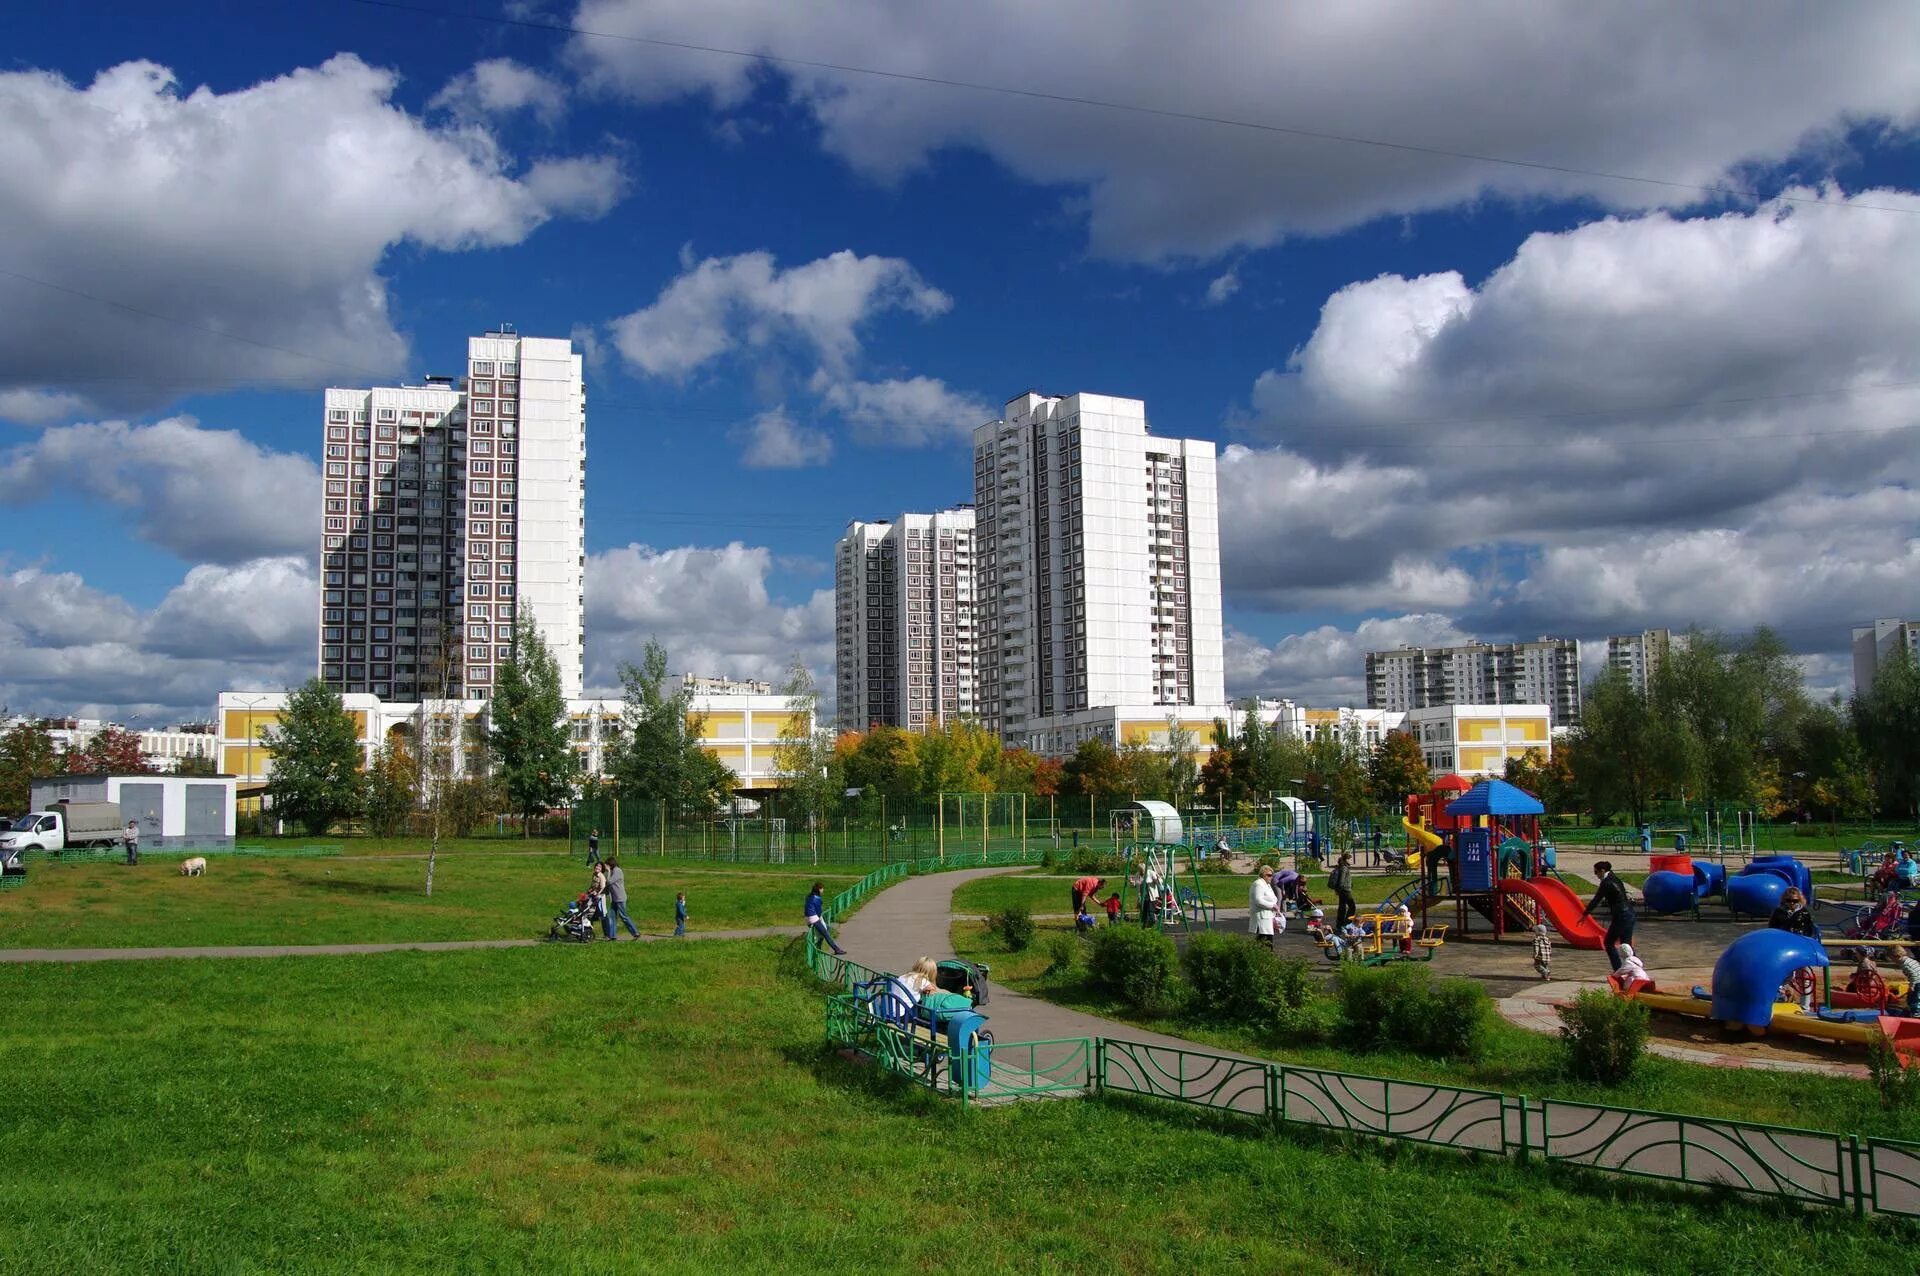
[1531,922,1553,981]
[674,892,688,938]
[1396,903,1415,956]
[1893,945,1920,1016]
[1076,909,1098,934]
[1614,941,1651,987]
[1104,892,1123,926]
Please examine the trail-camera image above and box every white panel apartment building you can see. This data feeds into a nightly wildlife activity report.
[320,329,584,704]
[1854,618,1920,696]
[1365,638,1582,727]
[1607,628,1683,696]
[972,392,1228,755]
[834,508,976,732]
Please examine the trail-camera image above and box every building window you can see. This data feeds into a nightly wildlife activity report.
[376,408,396,423]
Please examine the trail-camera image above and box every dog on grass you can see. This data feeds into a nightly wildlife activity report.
[179,857,207,877]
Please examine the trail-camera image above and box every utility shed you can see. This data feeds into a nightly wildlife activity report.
[29,773,239,850]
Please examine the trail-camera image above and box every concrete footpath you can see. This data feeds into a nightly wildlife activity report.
[0,925,802,963]
[836,867,1260,1060]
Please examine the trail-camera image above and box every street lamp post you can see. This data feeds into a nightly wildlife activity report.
[233,695,272,834]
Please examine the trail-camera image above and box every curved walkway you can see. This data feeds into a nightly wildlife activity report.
[0,925,802,963]
[837,866,1260,1058]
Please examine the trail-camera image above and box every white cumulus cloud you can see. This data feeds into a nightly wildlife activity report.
[732,406,834,468]
[585,542,834,701]
[0,417,319,563]
[1224,191,1920,651]
[570,0,1920,260]
[607,249,951,379]
[818,375,993,446]
[430,58,568,125]
[0,56,626,415]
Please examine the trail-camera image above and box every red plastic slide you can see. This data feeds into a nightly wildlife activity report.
[1495,877,1608,950]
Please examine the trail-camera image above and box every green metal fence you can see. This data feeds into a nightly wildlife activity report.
[804,855,1920,1215]
[570,793,1126,866]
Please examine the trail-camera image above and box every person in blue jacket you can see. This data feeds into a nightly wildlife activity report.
[805,881,846,956]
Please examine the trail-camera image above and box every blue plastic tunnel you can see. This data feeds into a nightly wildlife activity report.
[1709,930,1828,1029]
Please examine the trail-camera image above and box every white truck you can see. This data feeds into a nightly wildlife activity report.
[0,802,129,855]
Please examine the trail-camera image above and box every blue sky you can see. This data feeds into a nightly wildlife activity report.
[4,2,1919,721]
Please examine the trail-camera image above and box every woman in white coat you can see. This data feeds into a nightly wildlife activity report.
[1249,866,1281,953]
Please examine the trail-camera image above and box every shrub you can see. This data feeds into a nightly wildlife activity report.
[1042,932,1083,977]
[1867,1035,1920,1110]
[1067,847,1123,876]
[1391,976,1493,1061]
[1180,932,1276,1024]
[1336,963,1492,1060]
[1088,925,1178,1012]
[1557,988,1650,1084]
[991,906,1036,952]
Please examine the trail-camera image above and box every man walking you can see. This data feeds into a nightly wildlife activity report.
[603,857,640,941]
[585,827,601,865]
[1329,853,1358,931]
[124,820,140,867]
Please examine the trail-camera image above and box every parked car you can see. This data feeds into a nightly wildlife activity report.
[0,802,128,854]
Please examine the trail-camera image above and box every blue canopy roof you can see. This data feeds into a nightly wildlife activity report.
[1445,778,1545,817]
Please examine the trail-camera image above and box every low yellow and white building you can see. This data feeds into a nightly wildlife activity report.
[1405,703,1551,777]
[217,676,811,793]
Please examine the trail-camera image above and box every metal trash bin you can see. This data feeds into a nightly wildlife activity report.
[944,1010,992,1090]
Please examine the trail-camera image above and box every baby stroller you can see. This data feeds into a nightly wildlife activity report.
[550,892,598,943]
[1843,892,1905,943]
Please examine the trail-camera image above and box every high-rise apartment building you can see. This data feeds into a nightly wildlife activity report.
[834,508,976,732]
[1365,638,1581,726]
[972,392,1227,753]
[318,329,584,703]
[1607,628,1682,696]
[1853,618,1920,696]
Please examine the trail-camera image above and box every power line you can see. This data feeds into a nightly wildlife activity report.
[339,0,1920,218]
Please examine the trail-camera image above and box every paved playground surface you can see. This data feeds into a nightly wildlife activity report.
[840,865,1872,1080]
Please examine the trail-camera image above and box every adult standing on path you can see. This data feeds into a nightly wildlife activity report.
[604,858,640,941]
[1249,866,1280,954]
[123,820,139,867]
[805,881,846,956]
[1328,853,1357,931]
[586,827,602,866]
[1582,860,1637,972]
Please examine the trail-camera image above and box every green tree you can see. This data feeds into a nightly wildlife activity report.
[838,726,921,807]
[0,720,59,813]
[262,678,365,835]
[1164,716,1200,810]
[1570,669,1685,824]
[363,738,419,837]
[772,655,837,861]
[1369,728,1430,806]
[607,640,734,811]
[1060,738,1128,810]
[488,614,579,834]
[1855,647,1920,818]
[174,753,218,777]
[1117,739,1170,801]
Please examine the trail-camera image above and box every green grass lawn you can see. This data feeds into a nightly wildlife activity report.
[0,857,858,948]
[1,939,1912,1272]
[952,918,1920,1143]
